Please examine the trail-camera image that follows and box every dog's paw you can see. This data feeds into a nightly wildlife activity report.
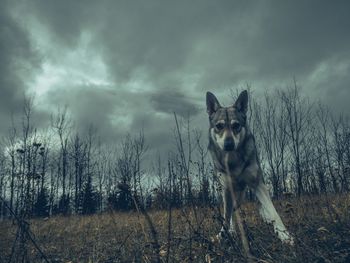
[219,229,227,240]
[278,231,294,246]
[210,232,222,244]
[210,231,227,244]
[284,236,294,246]
[229,226,237,237]
[211,229,227,244]
[216,229,237,243]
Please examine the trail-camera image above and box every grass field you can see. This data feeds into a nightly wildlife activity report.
[1,194,350,262]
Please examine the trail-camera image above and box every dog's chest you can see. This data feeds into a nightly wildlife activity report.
[210,150,245,174]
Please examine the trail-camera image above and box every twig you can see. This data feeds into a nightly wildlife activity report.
[0,195,50,263]
[166,160,173,263]
[8,227,20,263]
[131,194,161,263]
[211,203,244,256]
[224,154,255,263]
[173,112,199,226]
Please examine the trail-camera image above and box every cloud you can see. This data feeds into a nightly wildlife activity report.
[0,1,41,134]
[150,90,199,117]
[43,85,119,140]
[304,57,350,115]
[2,0,350,154]
[17,1,350,96]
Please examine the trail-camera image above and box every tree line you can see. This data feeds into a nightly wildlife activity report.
[0,83,349,219]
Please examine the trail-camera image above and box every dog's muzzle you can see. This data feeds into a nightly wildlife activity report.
[224,138,235,151]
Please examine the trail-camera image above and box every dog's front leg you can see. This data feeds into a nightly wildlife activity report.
[218,184,233,239]
[218,173,245,239]
[216,173,235,239]
[255,182,294,245]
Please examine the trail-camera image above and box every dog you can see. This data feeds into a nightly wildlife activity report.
[206,90,293,244]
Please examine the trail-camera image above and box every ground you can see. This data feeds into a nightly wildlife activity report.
[1,194,350,262]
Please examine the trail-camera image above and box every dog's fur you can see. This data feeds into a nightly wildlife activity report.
[206,90,293,244]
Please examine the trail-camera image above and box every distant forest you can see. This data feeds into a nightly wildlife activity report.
[0,83,349,219]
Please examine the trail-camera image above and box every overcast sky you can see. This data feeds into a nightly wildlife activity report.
[1,0,350,154]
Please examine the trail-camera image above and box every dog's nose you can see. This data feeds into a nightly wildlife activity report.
[224,138,235,151]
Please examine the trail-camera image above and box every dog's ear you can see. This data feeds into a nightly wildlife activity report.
[234,90,248,114]
[206,92,221,115]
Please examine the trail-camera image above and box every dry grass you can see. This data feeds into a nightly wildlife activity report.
[1,194,350,262]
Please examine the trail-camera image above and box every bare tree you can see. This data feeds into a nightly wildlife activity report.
[316,103,338,193]
[51,107,71,213]
[255,91,290,197]
[280,81,313,196]
[194,129,211,205]
[95,139,110,212]
[331,113,350,192]
[70,133,87,213]
[0,149,7,219]
[133,130,148,206]
[5,115,18,214]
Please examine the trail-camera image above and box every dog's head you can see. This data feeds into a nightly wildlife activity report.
[206,90,248,151]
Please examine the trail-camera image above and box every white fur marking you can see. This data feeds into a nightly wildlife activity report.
[255,184,294,244]
[231,131,240,150]
[230,120,245,150]
[212,128,226,150]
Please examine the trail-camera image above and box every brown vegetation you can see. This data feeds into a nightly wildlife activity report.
[1,194,349,263]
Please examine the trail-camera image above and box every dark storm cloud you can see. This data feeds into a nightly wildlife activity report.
[129,111,174,153]
[189,0,350,93]
[250,1,350,78]
[0,1,40,134]
[42,84,180,148]
[150,90,199,117]
[44,85,120,140]
[24,1,350,106]
[27,0,103,48]
[22,0,258,91]
[2,0,350,152]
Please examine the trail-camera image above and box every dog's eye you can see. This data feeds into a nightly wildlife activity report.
[232,122,241,131]
[215,123,225,130]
